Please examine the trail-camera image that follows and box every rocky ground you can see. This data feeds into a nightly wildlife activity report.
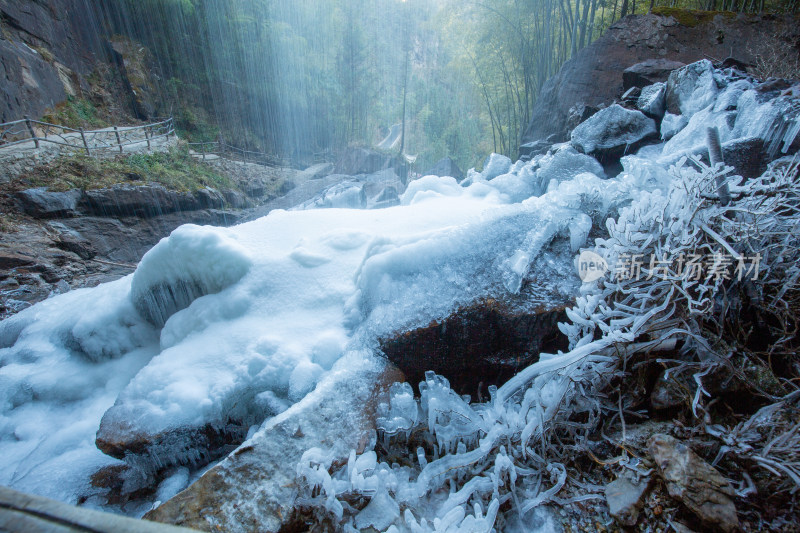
[0,152,297,319]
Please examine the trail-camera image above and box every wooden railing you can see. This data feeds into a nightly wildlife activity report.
[0,116,175,155]
[187,139,286,167]
[0,115,292,168]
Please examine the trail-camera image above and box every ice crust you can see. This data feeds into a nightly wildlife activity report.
[1,60,798,527]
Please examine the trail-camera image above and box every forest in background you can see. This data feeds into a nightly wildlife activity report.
[96,0,800,170]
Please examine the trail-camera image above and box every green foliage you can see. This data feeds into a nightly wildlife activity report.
[20,144,234,193]
[651,7,734,26]
[42,97,109,129]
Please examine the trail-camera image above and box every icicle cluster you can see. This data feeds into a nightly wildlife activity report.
[294,156,800,531]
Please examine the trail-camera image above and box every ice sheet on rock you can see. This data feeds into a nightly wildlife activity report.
[732,89,800,158]
[295,181,367,210]
[480,153,512,180]
[661,113,688,140]
[637,83,666,118]
[401,176,465,205]
[0,278,158,504]
[713,79,753,112]
[660,108,736,161]
[570,104,657,156]
[533,145,605,191]
[665,60,719,117]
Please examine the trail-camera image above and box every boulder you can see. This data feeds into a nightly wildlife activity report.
[380,298,568,396]
[665,60,719,116]
[15,188,83,218]
[571,104,658,164]
[424,156,464,181]
[624,58,686,90]
[146,362,402,532]
[637,83,667,119]
[648,434,739,532]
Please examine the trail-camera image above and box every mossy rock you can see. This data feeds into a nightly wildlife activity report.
[652,7,736,27]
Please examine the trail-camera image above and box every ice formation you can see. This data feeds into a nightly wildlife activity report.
[0,60,798,529]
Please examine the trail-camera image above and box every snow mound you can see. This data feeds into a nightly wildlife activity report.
[130,225,252,327]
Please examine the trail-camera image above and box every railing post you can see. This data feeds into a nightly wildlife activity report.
[707,127,731,206]
[144,126,151,151]
[24,116,40,149]
[201,143,206,161]
[79,127,90,156]
[114,126,122,154]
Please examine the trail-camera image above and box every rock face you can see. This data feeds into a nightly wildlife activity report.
[424,156,464,181]
[520,12,800,145]
[0,0,107,122]
[145,362,402,532]
[14,188,83,218]
[624,58,687,90]
[570,104,657,164]
[648,433,739,532]
[380,299,568,396]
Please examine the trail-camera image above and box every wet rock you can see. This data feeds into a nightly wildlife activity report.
[637,83,667,119]
[146,362,402,532]
[0,251,35,270]
[571,104,657,164]
[108,36,163,120]
[565,104,600,135]
[666,60,719,116]
[605,474,650,526]
[82,185,198,218]
[220,189,252,209]
[380,298,568,396]
[54,234,97,260]
[624,58,686,90]
[648,433,739,532]
[192,187,225,210]
[369,187,400,209]
[519,137,556,160]
[15,188,83,218]
[425,156,464,181]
